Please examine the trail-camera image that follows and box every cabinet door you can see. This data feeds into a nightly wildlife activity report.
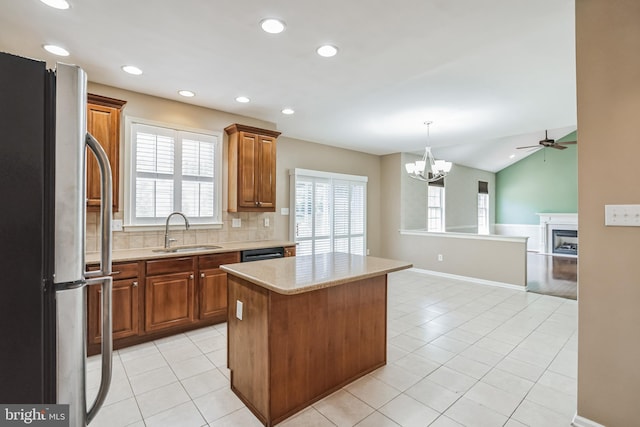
[145,272,195,332]
[238,132,258,209]
[284,246,296,257]
[86,102,120,211]
[257,135,276,209]
[199,268,228,320]
[88,278,140,345]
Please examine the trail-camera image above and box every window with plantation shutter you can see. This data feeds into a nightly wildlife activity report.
[127,121,222,226]
[290,169,367,256]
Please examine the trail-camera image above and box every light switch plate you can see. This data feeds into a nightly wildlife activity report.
[264,217,270,227]
[232,218,241,228]
[236,300,243,320]
[281,207,289,216]
[605,204,640,226]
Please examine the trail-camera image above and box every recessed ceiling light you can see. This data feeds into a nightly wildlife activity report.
[316,45,338,58]
[235,96,250,103]
[121,65,143,75]
[260,18,286,34]
[509,154,516,159]
[178,90,195,97]
[39,0,70,10]
[282,108,295,115]
[43,44,69,57]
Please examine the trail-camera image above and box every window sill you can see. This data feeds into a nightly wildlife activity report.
[123,222,223,233]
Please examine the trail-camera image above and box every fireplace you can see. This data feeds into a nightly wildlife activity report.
[552,229,578,255]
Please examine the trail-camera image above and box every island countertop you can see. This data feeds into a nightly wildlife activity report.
[220,252,412,295]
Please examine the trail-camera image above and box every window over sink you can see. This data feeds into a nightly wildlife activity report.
[125,119,222,227]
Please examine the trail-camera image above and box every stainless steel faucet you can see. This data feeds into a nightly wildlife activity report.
[164,211,190,249]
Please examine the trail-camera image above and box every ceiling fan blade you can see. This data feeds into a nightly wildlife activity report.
[551,144,568,150]
[558,141,577,145]
[516,145,541,150]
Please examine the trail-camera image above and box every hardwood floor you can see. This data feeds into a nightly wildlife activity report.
[526,252,577,300]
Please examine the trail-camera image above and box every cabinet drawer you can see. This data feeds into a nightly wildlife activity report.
[199,252,240,269]
[87,261,138,280]
[146,257,194,276]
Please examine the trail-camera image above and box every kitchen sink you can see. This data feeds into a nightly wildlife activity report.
[152,245,222,253]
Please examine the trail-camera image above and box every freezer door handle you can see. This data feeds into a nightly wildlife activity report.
[85,276,112,424]
[85,133,112,278]
[84,132,113,424]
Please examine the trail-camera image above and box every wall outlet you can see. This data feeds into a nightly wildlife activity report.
[236,300,243,320]
[605,204,640,226]
[438,254,443,261]
[264,217,270,227]
[112,219,123,232]
[232,218,241,228]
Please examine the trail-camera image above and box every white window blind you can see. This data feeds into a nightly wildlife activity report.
[128,122,221,226]
[478,193,490,234]
[290,169,367,256]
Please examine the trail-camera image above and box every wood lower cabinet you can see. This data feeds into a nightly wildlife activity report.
[198,252,240,320]
[145,257,196,333]
[87,261,142,354]
[284,245,296,257]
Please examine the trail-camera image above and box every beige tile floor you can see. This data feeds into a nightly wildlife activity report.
[87,270,577,427]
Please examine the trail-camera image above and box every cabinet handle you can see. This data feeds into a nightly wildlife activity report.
[200,273,205,278]
[132,281,138,287]
[189,274,194,280]
[255,201,259,206]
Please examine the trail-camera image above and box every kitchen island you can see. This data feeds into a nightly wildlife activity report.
[221,252,412,426]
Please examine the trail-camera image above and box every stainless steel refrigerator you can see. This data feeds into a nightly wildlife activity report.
[0,51,114,426]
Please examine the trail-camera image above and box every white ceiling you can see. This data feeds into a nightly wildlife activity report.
[0,0,576,172]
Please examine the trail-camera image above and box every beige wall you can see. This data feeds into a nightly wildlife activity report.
[382,154,526,286]
[444,164,495,233]
[85,83,381,254]
[576,1,640,425]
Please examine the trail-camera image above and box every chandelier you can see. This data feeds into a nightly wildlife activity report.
[404,122,452,182]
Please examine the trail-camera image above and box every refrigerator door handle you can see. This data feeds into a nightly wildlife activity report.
[84,132,113,424]
[85,133,112,278]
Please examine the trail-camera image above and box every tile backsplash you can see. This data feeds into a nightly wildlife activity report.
[86,211,276,252]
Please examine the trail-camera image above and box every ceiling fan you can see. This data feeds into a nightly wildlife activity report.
[517,130,577,151]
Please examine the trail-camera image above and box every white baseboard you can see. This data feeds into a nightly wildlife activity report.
[572,413,606,427]
[409,268,525,291]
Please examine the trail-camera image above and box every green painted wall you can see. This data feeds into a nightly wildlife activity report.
[496,144,577,224]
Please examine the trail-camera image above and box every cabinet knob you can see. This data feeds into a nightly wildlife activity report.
[255,201,259,206]
[132,281,138,287]
[189,274,194,280]
[200,273,205,278]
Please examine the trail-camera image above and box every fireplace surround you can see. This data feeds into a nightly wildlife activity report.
[537,213,578,256]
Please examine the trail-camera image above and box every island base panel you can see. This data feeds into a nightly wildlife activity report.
[227,274,387,426]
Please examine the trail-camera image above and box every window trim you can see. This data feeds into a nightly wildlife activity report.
[289,168,368,256]
[123,116,223,230]
[427,184,445,232]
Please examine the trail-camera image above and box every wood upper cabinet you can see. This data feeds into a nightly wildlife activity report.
[198,252,240,320]
[225,124,281,212]
[87,262,141,346]
[145,257,196,333]
[86,94,126,212]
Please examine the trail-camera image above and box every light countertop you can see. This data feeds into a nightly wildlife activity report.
[87,240,296,264]
[221,252,412,295]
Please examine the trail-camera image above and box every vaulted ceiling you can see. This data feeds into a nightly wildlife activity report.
[0,0,576,172]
